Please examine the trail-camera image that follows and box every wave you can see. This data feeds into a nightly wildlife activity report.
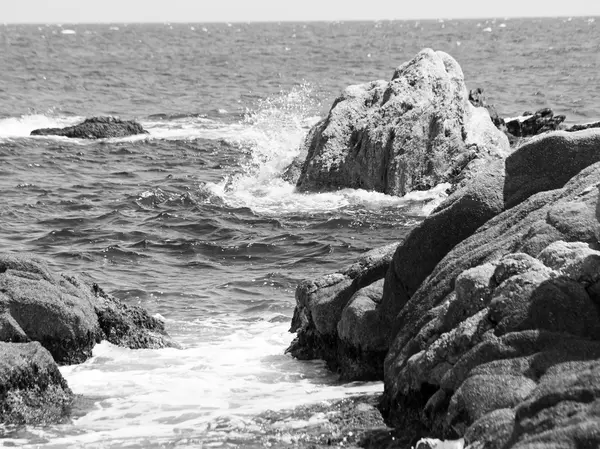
[0,114,82,138]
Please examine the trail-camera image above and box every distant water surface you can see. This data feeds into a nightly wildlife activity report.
[0,18,598,448]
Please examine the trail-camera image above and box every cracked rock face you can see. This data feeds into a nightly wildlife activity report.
[383,162,600,447]
[295,48,509,196]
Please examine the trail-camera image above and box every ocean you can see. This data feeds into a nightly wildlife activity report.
[0,18,598,448]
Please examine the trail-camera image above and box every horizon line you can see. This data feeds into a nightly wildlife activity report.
[3,14,599,25]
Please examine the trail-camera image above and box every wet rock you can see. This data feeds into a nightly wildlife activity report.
[287,243,398,380]
[254,394,395,449]
[566,120,600,132]
[296,49,508,196]
[91,281,180,350]
[0,341,73,424]
[504,108,566,138]
[30,116,148,139]
[0,253,179,365]
[0,254,102,364]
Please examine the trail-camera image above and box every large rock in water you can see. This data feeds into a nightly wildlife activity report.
[0,342,73,424]
[30,116,148,139]
[295,48,509,195]
[0,253,179,365]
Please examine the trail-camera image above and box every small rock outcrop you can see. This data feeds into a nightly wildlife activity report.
[30,116,148,139]
[295,49,509,196]
[0,342,73,424]
[0,253,179,366]
[286,243,398,380]
[504,108,566,138]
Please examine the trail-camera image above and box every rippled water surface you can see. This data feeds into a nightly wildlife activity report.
[0,18,599,447]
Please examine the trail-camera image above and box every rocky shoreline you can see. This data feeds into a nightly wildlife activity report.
[287,49,600,448]
[4,47,600,448]
[0,253,178,424]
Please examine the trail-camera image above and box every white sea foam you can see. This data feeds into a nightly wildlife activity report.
[0,114,82,139]
[20,319,380,447]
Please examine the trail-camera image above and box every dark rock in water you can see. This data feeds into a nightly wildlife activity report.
[254,394,405,449]
[504,108,566,137]
[286,243,398,380]
[0,342,73,424]
[30,116,148,139]
[566,120,600,132]
[91,281,181,350]
[0,254,103,364]
[281,154,305,184]
[0,253,179,365]
[295,49,509,196]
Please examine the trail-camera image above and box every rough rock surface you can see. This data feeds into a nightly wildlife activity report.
[0,342,73,424]
[91,281,180,350]
[503,128,600,208]
[286,243,398,380]
[566,120,600,132]
[504,108,566,138]
[382,163,600,446]
[30,116,148,139]
[288,129,600,384]
[295,49,509,196]
[0,253,178,365]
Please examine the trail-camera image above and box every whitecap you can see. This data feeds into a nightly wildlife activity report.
[61,29,76,35]
[483,27,492,32]
[0,114,82,139]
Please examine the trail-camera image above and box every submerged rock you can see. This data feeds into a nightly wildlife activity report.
[0,253,179,366]
[295,49,509,196]
[0,342,73,424]
[30,116,148,139]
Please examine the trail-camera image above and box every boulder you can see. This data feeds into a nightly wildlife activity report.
[503,128,600,208]
[0,253,178,365]
[295,49,509,196]
[0,342,73,424]
[286,243,398,380]
[382,162,600,445]
[0,254,102,364]
[30,116,148,139]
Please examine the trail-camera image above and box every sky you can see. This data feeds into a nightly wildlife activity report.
[2,0,600,23]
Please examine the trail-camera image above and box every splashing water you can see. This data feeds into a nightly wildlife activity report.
[204,84,449,216]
